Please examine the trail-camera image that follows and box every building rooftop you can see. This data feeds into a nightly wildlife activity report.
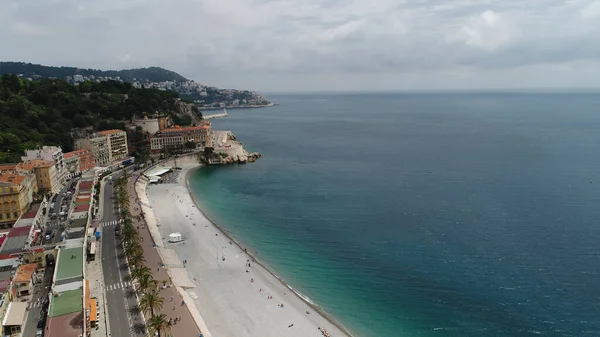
[55,247,83,282]
[158,125,210,134]
[20,203,42,219]
[2,301,27,326]
[14,263,37,283]
[26,159,54,168]
[70,218,87,228]
[63,152,76,159]
[78,181,93,190]
[48,288,82,318]
[7,226,31,238]
[97,129,125,135]
[0,173,25,185]
[16,162,35,171]
[73,204,90,213]
[46,311,83,337]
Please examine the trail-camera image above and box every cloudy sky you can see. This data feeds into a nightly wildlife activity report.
[2,0,600,92]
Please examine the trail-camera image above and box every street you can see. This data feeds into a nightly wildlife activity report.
[22,264,54,337]
[100,177,146,336]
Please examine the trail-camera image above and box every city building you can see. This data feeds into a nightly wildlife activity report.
[75,130,128,167]
[0,164,38,227]
[12,263,37,297]
[21,146,67,187]
[132,115,160,134]
[63,153,80,180]
[26,160,61,195]
[150,123,212,153]
[158,116,172,130]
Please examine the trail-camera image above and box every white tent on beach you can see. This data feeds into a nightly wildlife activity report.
[144,166,172,183]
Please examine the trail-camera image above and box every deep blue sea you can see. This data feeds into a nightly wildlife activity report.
[188,93,600,337]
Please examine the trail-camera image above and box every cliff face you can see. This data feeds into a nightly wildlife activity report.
[174,99,202,125]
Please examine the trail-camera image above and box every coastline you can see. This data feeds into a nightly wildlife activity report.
[199,103,277,110]
[184,166,356,337]
[144,158,355,337]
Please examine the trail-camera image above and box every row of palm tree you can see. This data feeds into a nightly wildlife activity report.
[113,170,171,337]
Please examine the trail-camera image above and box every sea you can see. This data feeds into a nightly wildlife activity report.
[188,92,600,337]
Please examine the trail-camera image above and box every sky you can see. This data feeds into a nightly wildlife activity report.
[2,0,600,92]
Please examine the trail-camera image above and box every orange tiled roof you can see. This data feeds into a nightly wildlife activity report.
[72,149,91,155]
[26,159,54,168]
[14,263,37,283]
[160,125,210,133]
[0,173,25,185]
[97,129,125,135]
[0,164,17,172]
[17,162,35,171]
[63,152,77,159]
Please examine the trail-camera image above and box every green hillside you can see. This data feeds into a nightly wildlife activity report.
[0,74,190,163]
[0,62,187,82]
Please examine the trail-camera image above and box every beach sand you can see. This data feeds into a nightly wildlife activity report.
[144,162,352,337]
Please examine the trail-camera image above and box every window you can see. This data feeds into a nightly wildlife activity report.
[20,282,28,287]
[0,214,2,219]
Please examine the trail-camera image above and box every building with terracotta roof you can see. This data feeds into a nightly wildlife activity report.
[12,263,37,297]
[21,146,67,186]
[75,130,128,167]
[150,123,212,153]
[64,149,95,172]
[25,159,61,195]
[0,165,38,228]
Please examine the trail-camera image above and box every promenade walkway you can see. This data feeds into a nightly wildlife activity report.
[126,169,201,337]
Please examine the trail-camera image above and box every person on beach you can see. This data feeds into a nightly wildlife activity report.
[170,296,174,302]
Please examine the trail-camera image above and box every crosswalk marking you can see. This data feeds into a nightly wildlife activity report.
[29,298,44,308]
[105,281,132,291]
[99,220,118,227]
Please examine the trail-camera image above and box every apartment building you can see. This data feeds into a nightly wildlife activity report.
[21,146,67,187]
[27,160,61,195]
[76,130,128,167]
[0,165,38,227]
[150,123,212,153]
[63,149,95,176]
[63,153,80,179]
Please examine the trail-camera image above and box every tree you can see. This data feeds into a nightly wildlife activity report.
[130,265,152,283]
[184,141,196,151]
[139,290,164,316]
[135,272,157,294]
[147,313,170,337]
[124,242,144,262]
[128,251,146,271]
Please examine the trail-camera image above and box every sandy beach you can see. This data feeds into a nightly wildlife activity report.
[143,161,351,337]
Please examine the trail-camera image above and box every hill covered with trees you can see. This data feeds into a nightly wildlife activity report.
[0,74,194,163]
[0,62,187,83]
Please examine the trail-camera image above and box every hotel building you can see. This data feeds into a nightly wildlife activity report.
[150,124,212,153]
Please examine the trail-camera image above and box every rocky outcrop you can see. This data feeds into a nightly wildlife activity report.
[174,99,202,124]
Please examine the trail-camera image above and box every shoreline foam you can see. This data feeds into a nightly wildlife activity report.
[144,158,355,337]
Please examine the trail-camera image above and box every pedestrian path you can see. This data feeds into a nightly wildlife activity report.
[29,298,45,308]
[98,220,118,227]
[104,281,133,291]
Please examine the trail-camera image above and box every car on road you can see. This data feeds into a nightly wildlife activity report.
[36,328,43,337]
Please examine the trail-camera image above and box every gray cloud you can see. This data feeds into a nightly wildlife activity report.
[2,0,600,91]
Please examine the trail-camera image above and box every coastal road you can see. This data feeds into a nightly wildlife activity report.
[100,178,145,337]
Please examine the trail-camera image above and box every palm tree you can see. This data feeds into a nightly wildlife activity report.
[124,242,144,261]
[121,223,139,244]
[135,272,157,294]
[147,313,170,337]
[131,265,152,283]
[139,290,164,316]
[128,251,146,270]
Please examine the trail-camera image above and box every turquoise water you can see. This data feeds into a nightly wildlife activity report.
[188,93,600,336]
